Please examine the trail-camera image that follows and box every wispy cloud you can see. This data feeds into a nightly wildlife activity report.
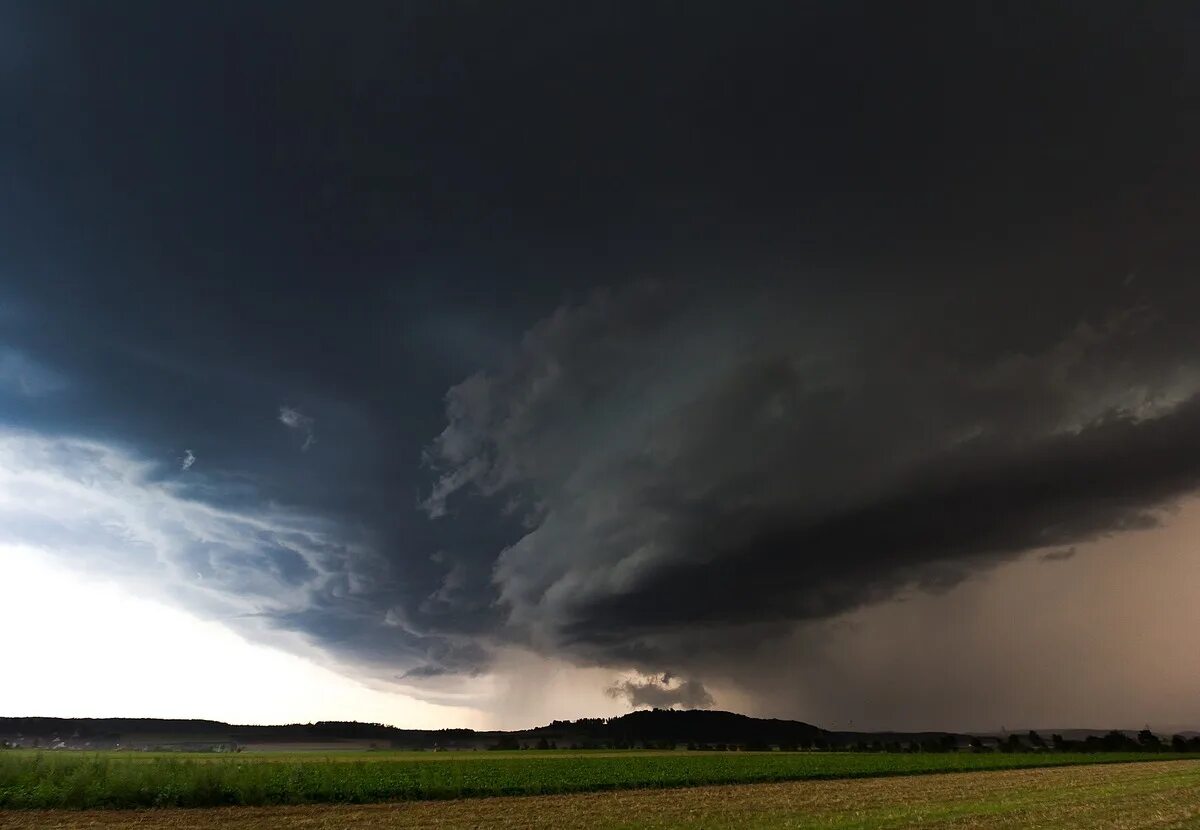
[0,427,357,639]
[0,426,508,709]
[0,348,65,397]
[278,406,316,451]
[1040,547,1077,562]
[180,449,196,471]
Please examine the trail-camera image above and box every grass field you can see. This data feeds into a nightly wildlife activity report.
[1,749,1196,810]
[1,759,1197,828]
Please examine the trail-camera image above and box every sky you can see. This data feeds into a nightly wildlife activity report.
[1,2,1199,732]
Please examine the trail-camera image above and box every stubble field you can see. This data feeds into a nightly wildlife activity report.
[0,759,1198,829]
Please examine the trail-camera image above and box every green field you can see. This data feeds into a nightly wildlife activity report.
[1,749,1195,810]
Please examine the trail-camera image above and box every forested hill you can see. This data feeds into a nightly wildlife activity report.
[10,711,1185,752]
[534,709,825,748]
[0,710,824,750]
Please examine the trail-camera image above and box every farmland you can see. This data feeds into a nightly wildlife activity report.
[0,759,1197,829]
[0,749,1196,810]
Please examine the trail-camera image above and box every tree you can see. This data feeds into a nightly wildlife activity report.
[1100,730,1135,752]
[1137,729,1162,752]
[1171,734,1188,753]
[1027,731,1045,749]
[488,735,519,751]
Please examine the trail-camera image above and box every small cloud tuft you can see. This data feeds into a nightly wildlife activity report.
[1040,547,1077,562]
[278,406,316,451]
[605,674,714,710]
[180,449,196,471]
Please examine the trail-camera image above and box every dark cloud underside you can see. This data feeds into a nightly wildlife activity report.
[2,1,1199,719]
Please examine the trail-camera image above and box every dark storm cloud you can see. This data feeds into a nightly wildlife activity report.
[2,0,1199,709]
[425,279,1200,675]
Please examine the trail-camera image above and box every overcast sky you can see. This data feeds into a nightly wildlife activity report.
[1,2,1199,732]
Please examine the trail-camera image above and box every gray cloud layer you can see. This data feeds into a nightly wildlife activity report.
[422,280,1200,688]
[4,1,1199,722]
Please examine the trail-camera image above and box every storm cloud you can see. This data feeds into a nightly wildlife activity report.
[3,1,1200,725]
[423,281,1200,678]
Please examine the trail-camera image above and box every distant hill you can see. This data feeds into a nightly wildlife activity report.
[1010,728,1200,741]
[2,711,1195,752]
[0,717,473,750]
[530,709,824,748]
[0,710,823,751]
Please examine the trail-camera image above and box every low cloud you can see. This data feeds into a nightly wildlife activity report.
[606,675,715,710]
[1040,547,1077,562]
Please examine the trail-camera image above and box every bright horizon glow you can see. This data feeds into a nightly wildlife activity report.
[0,544,485,729]
[0,427,636,731]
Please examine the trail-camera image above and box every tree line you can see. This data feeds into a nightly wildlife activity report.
[486,728,1200,753]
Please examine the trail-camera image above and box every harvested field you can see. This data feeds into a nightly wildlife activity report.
[1,759,1197,829]
[1,750,1191,809]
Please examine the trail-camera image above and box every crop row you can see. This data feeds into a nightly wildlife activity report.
[0,750,1191,809]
